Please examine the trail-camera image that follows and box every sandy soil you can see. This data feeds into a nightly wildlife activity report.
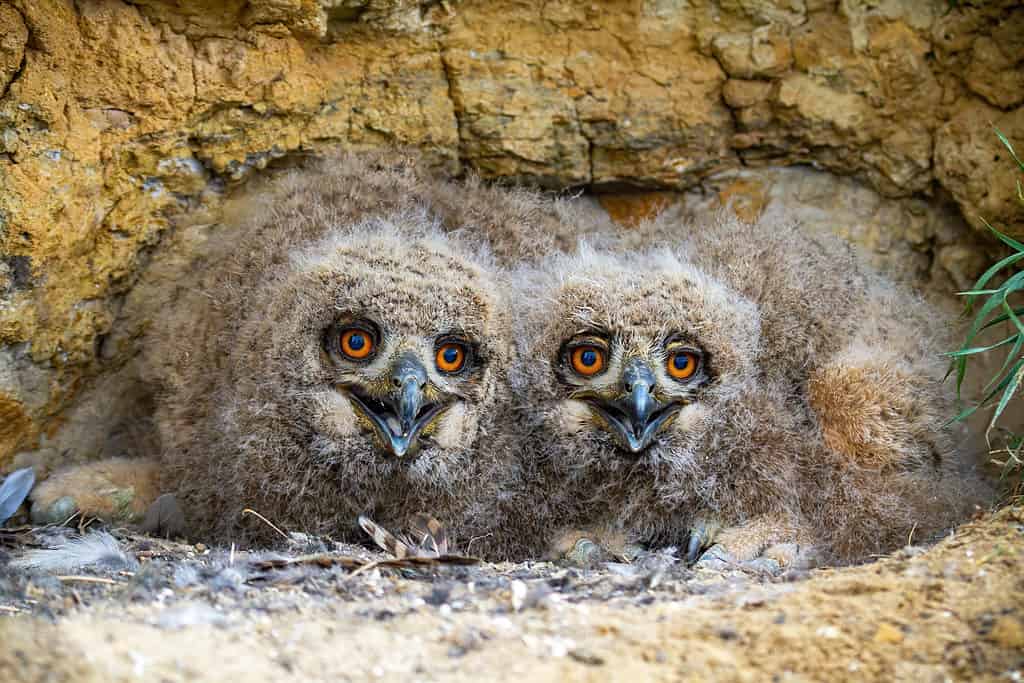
[1,506,1022,683]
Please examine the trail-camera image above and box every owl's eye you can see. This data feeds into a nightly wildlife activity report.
[570,345,606,376]
[666,349,700,380]
[339,327,375,360]
[436,342,467,374]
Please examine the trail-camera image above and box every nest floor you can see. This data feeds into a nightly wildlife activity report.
[1,507,1022,682]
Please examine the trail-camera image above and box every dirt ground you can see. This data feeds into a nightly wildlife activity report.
[1,505,1022,683]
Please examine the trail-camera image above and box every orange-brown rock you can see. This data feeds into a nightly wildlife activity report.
[0,0,1021,469]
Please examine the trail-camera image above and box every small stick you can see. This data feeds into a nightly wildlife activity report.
[55,575,117,585]
[241,509,292,544]
[0,605,21,613]
[348,559,385,579]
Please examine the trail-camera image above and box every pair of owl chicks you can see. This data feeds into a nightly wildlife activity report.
[31,154,983,569]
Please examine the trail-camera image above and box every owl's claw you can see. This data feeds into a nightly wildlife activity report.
[693,543,783,574]
[692,543,733,570]
[685,519,720,564]
[687,516,806,575]
[564,537,613,568]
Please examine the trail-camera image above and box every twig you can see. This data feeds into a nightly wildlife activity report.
[347,559,384,579]
[465,532,493,557]
[55,575,117,585]
[241,508,292,544]
[0,605,21,613]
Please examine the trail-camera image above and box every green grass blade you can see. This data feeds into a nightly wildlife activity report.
[964,251,1024,310]
[961,290,1013,355]
[953,354,967,399]
[990,364,1024,433]
[991,129,1024,174]
[979,306,1024,332]
[981,217,1024,253]
[980,301,1024,394]
[1003,298,1024,334]
[978,358,1023,408]
[948,401,982,425]
[944,334,1017,357]
[983,334,1024,394]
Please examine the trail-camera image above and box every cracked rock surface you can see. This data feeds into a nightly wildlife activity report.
[0,0,1022,471]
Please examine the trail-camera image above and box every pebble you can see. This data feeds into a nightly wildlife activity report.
[873,623,904,644]
[991,616,1024,649]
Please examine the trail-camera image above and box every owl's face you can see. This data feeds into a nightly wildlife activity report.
[230,218,510,485]
[513,247,761,475]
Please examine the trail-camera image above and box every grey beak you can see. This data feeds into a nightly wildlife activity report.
[393,354,427,440]
[344,353,447,458]
[622,361,657,440]
[587,359,681,455]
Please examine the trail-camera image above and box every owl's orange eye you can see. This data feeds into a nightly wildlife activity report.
[667,350,699,380]
[436,343,467,373]
[339,328,374,360]
[570,346,606,376]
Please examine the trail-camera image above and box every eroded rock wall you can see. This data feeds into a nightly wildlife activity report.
[0,0,1022,469]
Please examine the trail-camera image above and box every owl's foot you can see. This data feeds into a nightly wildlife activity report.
[30,458,162,527]
[687,516,812,575]
[692,541,802,575]
[551,528,642,568]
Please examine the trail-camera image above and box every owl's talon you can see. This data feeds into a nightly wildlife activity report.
[686,530,704,564]
[564,537,611,567]
[621,543,645,562]
[686,519,720,565]
[741,557,783,575]
[692,543,734,570]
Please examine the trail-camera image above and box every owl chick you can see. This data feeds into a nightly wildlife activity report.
[34,153,590,550]
[509,212,984,567]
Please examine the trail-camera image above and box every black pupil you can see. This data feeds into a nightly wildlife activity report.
[348,333,365,351]
[673,353,690,371]
[581,349,598,367]
[443,346,460,364]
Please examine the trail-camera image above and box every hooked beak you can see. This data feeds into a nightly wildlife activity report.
[344,354,448,457]
[585,360,681,454]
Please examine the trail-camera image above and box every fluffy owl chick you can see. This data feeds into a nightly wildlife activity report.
[507,244,810,565]
[510,212,985,567]
[154,213,515,545]
[661,214,985,565]
[34,154,554,550]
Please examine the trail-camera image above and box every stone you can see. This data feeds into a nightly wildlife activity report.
[711,28,793,80]
[722,79,773,109]
[935,102,1024,238]
[873,623,904,645]
[0,5,28,95]
[989,615,1024,650]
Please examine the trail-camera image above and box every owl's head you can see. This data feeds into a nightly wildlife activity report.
[228,211,512,489]
[512,245,761,475]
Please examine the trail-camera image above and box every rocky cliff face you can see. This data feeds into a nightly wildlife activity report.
[0,0,1022,470]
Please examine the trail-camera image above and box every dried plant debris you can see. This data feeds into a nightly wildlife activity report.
[250,515,479,580]
[358,514,480,565]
